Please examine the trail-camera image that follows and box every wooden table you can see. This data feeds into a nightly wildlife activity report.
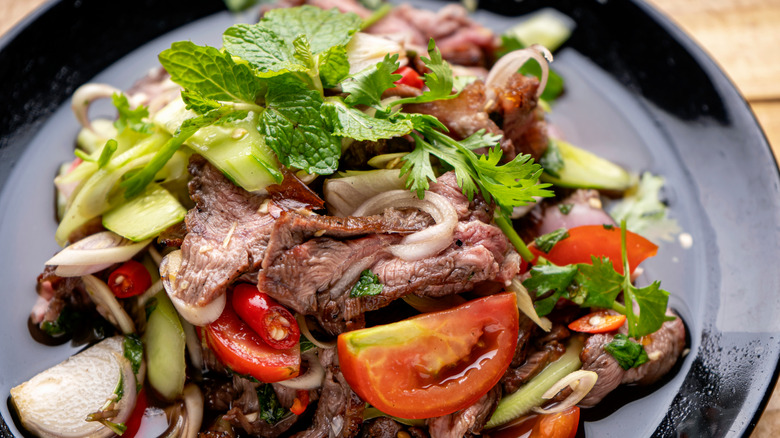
[2,0,780,435]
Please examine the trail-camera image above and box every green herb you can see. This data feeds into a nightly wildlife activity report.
[318,45,351,88]
[609,172,680,243]
[112,93,152,134]
[603,224,615,230]
[522,221,672,337]
[534,228,569,253]
[605,334,649,370]
[394,40,458,106]
[40,307,83,337]
[299,336,317,353]
[558,203,573,215]
[539,138,564,178]
[350,270,384,298]
[257,384,289,425]
[123,334,144,376]
[323,98,413,141]
[97,139,117,169]
[342,54,401,107]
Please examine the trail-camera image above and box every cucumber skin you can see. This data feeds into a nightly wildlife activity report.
[102,183,186,242]
[143,291,187,401]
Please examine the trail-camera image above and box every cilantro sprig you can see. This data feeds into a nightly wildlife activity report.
[523,220,674,338]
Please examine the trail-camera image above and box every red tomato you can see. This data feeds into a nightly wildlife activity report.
[108,260,152,298]
[338,293,519,419]
[393,66,425,89]
[568,310,626,334]
[204,293,300,382]
[122,388,147,438]
[529,225,657,275]
[232,284,300,350]
[530,407,580,438]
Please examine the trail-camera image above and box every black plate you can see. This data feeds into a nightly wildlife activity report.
[1,0,779,436]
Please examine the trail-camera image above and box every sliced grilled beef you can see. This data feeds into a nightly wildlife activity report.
[427,385,501,438]
[511,315,539,367]
[579,312,686,407]
[502,340,567,394]
[361,418,403,438]
[173,156,274,308]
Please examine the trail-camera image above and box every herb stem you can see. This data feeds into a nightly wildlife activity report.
[361,3,393,30]
[495,212,534,262]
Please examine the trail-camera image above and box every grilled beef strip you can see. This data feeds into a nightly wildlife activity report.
[427,385,501,438]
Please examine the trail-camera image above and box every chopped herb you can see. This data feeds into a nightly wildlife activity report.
[603,224,615,230]
[257,384,289,425]
[605,334,649,370]
[40,307,83,337]
[539,138,564,178]
[558,203,573,215]
[112,93,153,134]
[123,334,144,376]
[299,336,317,353]
[97,139,117,169]
[350,270,384,298]
[609,172,680,243]
[534,228,570,253]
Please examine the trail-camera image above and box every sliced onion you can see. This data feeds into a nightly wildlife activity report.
[508,278,552,332]
[81,275,136,334]
[47,231,151,277]
[484,45,553,104]
[181,320,204,372]
[71,83,121,131]
[160,250,225,326]
[181,384,204,438]
[532,370,598,414]
[296,314,336,349]
[353,190,457,261]
[277,351,325,390]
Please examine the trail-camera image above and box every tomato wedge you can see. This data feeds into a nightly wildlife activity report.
[338,293,519,419]
[529,225,657,274]
[568,310,626,334]
[530,407,580,438]
[393,66,424,89]
[204,293,300,382]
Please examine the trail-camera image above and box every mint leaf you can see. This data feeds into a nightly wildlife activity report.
[159,41,263,105]
[574,256,624,308]
[350,270,383,298]
[261,5,362,55]
[293,35,315,70]
[342,54,401,107]
[323,99,413,141]
[523,264,578,316]
[181,89,222,114]
[319,45,350,88]
[605,334,649,370]
[260,76,340,174]
[112,93,152,134]
[222,24,306,76]
[534,228,569,253]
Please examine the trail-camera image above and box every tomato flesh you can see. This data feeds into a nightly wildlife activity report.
[204,293,300,382]
[530,225,657,274]
[568,310,626,333]
[530,407,580,438]
[393,66,424,89]
[338,292,519,419]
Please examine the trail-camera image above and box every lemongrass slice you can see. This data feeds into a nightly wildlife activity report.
[296,314,336,349]
[508,277,552,332]
[160,250,225,326]
[277,351,325,390]
[47,231,151,277]
[82,275,136,334]
[353,190,457,261]
[532,370,598,414]
[181,384,204,438]
[484,45,553,104]
[71,83,121,131]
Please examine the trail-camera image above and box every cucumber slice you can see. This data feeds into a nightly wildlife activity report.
[10,336,137,438]
[541,139,636,191]
[144,291,186,401]
[102,183,186,241]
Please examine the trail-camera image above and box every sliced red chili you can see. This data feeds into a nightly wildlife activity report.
[393,66,425,89]
[290,389,310,415]
[108,260,152,298]
[568,310,626,334]
[232,284,301,350]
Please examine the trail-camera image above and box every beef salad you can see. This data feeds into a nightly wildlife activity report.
[12,1,687,437]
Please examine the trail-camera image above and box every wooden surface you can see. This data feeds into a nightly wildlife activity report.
[1,0,780,435]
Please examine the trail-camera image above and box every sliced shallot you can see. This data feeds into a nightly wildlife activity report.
[71,83,121,131]
[46,231,151,277]
[353,190,457,261]
[277,351,325,390]
[181,384,204,438]
[296,314,336,349]
[81,274,136,334]
[532,370,598,414]
[508,277,552,332]
[484,45,553,104]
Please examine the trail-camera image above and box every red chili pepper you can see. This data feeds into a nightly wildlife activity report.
[290,390,310,415]
[393,66,424,89]
[122,388,148,438]
[568,310,626,334]
[108,260,152,298]
[232,284,301,350]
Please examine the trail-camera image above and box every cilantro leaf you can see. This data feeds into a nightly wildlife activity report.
[222,24,307,76]
[624,281,670,338]
[323,99,413,141]
[319,45,350,88]
[394,39,457,106]
[523,264,578,316]
[400,136,437,198]
[574,256,624,308]
[350,270,383,298]
[534,228,569,254]
[112,93,152,134]
[261,5,362,55]
[539,138,564,178]
[159,41,263,105]
[260,76,340,174]
[605,334,649,370]
[343,54,401,107]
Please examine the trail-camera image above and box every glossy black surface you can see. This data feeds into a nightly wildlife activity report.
[1,0,778,437]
